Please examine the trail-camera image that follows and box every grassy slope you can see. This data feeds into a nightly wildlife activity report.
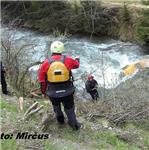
[0,95,149,150]
[101,0,149,8]
[73,0,149,9]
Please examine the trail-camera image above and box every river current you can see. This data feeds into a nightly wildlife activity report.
[1,27,148,92]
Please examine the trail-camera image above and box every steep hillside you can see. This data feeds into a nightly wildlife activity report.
[1,76,149,150]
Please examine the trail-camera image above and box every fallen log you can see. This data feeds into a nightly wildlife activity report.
[18,97,24,111]
[24,102,39,117]
[25,105,44,120]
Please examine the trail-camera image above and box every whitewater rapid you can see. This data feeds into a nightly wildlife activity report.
[1,27,148,90]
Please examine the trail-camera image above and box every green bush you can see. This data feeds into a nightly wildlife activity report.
[136,9,149,44]
[120,3,131,23]
[141,0,149,5]
[118,3,134,41]
[1,1,149,45]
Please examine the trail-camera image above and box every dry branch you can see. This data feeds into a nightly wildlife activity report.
[24,102,39,117]
[30,92,42,98]
[24,105,44,120]
[113,112,132,123]
[18,97,24,111]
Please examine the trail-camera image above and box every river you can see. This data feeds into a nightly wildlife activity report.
[1,26,148,93]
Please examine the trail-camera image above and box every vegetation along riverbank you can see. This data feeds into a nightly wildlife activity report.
[1,0,149,50]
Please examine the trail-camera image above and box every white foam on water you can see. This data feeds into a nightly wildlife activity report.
[1,26,148,89]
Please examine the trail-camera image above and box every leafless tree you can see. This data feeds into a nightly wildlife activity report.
[1,27,42,95]
[80,1,99,39]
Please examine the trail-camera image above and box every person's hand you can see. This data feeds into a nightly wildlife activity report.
[75,55,80,62]
[75,55,80,59]
[42,94,48,99]
[40,82,47,94]
[95,85,98,89]
[92,87,97,90]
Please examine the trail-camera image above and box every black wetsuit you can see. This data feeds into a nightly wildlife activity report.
[0,62,8,94]
[85,79,99,100]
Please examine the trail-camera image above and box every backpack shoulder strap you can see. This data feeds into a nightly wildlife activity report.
[48,57,55,64]
[60,55,66,63]
[48,55,66,64]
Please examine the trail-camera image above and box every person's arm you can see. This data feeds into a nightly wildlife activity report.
[93,79,98,89]
[94,79,98,85]
[75,56,80,63]
[1,62,6,73]
[38,60,49,94]
[66,56,80,69]
[85,81,92,92]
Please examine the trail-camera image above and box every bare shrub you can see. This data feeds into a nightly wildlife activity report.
[105,69,149,128]
[1,27,42,95]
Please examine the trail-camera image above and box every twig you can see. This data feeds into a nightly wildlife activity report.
[130,108,149,119]
[113,112,131,123]
[30,92,42,98]
[25,146,44,150]
[30,88,41,92]
[24,102,39,117]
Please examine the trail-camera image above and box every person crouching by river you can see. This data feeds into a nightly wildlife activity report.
[85,75,99,101]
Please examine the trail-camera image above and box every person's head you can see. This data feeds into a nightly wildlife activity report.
[50,41,64,54]
[88,74,94,80]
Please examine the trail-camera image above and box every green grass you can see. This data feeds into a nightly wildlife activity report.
[43,140,57,150]
[139,129,149,149]
[92,131,140,150]
[144,139,149,148]
[43,140,76,150]
[101,0,142,5]
[125,123,149,149]
[1,139,17,150]
[100,0,149,9]
[0,99,17,112]
[1,96,148,150]
[47,124,141,150]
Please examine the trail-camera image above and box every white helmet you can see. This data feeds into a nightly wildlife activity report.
[50,41,64,53]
